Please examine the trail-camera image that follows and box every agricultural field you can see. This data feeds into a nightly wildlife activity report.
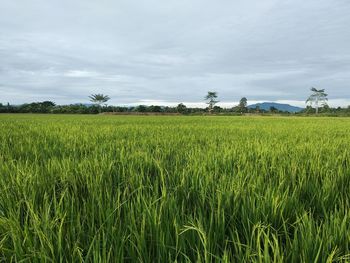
[0,114,350,262]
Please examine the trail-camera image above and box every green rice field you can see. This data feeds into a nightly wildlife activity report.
[0,114,350,262]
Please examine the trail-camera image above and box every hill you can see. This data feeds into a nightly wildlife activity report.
[248,102,304,113]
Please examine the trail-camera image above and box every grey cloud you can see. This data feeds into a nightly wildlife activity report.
[0,0,350,106]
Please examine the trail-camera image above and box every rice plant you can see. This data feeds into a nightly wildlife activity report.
[0,114,349,262]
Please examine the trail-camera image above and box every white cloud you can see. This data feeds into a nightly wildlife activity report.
[64,70,99,78]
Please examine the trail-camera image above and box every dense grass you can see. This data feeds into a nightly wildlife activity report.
[0,114,350,262]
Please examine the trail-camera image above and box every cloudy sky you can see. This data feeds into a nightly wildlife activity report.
[1,0,350,107]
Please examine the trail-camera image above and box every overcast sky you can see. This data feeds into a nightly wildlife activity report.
[1,0,350,107]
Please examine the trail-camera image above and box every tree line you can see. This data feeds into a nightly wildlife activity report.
[1,88,349,115]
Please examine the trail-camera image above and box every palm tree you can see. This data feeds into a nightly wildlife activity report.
[205,91,219,113]
[306,88,328,114]
[89,94,110,113]
[89,94,110,106]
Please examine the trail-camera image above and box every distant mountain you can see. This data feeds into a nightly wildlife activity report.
[248,102,304,113]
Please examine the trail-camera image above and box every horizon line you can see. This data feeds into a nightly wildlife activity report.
[4,99,350,109]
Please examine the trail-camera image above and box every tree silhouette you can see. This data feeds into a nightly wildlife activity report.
[205,91,219,113]
[238,97,248,113]
[176,103,187,114]
[89,94,110,113]
[306,88,328,114]
[89,94,110,105]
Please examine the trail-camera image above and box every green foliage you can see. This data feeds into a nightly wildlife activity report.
[89,94,110,106]
[306,88,328,114]
[269,106,278,113]
[133,105,148,112]
[2,100,350,115]
[205,91,219,113]
[14,101,56,113]
[238,97,248,113]
[0,115,350,262]
[176,103,187,114]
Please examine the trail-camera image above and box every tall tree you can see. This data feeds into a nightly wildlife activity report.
[205,91,219,113]
[89,94,110,112]
[238,97,248,113]
[306,88,328,114]
[176,103,187,114]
